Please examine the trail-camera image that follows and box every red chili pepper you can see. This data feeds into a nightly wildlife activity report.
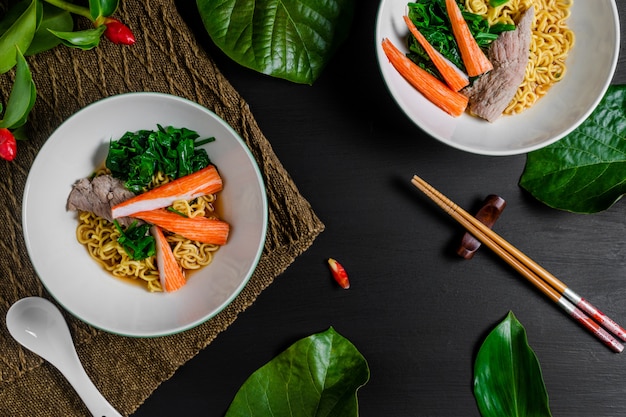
[103,18,136,45]
[0,128,17,161]
[328,258,350,289]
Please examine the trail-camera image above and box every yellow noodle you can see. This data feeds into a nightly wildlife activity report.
[75,170,221,292]
[464,0,574,115]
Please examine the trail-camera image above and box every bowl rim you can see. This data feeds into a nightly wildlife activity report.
[22,92,269,337]
[374,0,621,156]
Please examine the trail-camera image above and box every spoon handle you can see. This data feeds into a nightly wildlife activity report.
[61,357,123,417]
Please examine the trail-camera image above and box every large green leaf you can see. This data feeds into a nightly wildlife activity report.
[225,327,370,417]
[0,0,38,73]
[474,312,551,417]
[196,0,355,85]
[519,85,626,214]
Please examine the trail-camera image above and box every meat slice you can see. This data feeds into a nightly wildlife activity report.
[462,6,535,122]
[67,174,136,226]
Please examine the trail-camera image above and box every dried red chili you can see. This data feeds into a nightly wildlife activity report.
[0,128,17,161]
[103,18,136,45]
[327,258,350,289]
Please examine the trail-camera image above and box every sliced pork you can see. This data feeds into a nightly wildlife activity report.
[67,174,136,226]
[462,6,535,122]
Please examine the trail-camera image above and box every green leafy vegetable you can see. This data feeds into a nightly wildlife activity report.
[519,85,626,214]
[113,220,155,261]
[489,0,510,6]
[225,327,370,417]
[106,125,213,193]
[196,0,355,85]
[406,0,513,77]
[474,312,551,417]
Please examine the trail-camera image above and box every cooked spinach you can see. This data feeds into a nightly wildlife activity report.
[106,125,213,193]
[113,220,156,261]
[406,0,514,77]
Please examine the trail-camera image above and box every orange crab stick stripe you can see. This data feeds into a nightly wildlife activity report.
[382,38,468,117]
[445,0,493,77]
[151,225,186,292]
[112,165,223,218]
[403,15,469,92]
[132,208,229,246]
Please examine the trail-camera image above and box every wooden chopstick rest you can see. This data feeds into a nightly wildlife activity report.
[457,194,506,259]
[412,175,626,352]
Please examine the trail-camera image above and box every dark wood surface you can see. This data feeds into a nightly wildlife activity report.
[135,2,626,416]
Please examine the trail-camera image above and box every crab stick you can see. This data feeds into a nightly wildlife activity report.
[131,208,229,246]
[445,0,493,77]
[403,15,469,91]
[112,165,223,218]
[382,38,468,117]
[151,225,186,292]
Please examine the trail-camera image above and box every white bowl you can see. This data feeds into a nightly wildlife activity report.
[22,93,268,337]
[375,0,620,156]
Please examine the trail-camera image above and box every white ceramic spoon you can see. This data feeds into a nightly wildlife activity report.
[6,297,123,417]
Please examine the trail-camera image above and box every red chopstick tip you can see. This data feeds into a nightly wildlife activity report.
[412,175,626,352]
[566,303,624,353]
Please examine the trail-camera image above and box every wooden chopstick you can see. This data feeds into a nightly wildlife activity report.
[411,175,625,353]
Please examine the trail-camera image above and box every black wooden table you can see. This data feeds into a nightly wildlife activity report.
[135,2,626,416]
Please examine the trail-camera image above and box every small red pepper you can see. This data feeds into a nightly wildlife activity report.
[103,18,136,45]
[0,128,17,161]
[328,258,350,289]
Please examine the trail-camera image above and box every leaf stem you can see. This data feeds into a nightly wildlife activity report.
[43,0,92,21]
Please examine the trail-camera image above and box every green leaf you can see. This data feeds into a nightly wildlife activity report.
[48,25,106,50]
[196,0,355,85]
[0,0,38,73]
[10,125,29,141]
[113,220,156,260]
[89,0,119,20]
[519,85,626,214]
[26,3,74,55]
[474,312,551,417]
[106,125,212,193]
[225,327,370,417]
[0,46,36,129]
[406,0,510,78]
[0,0,29,35]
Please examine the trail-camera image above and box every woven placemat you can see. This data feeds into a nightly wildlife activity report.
[0,1,324,415]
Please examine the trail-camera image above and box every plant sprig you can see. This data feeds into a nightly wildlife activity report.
[0,0,135,160]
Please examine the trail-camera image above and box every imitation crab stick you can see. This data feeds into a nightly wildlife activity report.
[151,225,186,292]
[111,165,223,218]
[131,208,229,246]
[445,0,493,77]
[403,15,469,92]
[382,38,468,117]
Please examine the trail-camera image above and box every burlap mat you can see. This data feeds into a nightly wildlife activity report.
[0,0,324,415]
